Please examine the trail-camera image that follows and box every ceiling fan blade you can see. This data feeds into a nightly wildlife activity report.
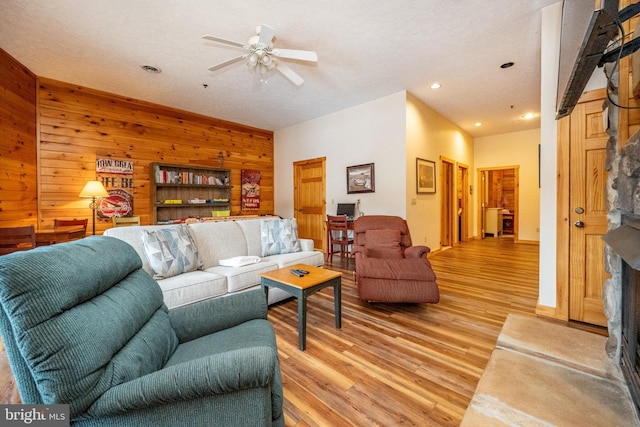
[208,55,246,72]
[258,24,276,46]
[202,35,246,49]
[273,49,318,62]
[277,62,304,86]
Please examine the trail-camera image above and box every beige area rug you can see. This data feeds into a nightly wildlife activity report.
[461,314,639,426]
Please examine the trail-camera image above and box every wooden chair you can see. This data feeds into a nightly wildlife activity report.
[326,215,353,264]
[54,218,88,237]
[0,225,36,255]
[112,216,141,227]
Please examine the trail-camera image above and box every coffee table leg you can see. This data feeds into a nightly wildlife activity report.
[334,280,342,329]
[298,294,307,350]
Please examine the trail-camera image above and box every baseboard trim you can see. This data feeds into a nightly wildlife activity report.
[535,303,563,320]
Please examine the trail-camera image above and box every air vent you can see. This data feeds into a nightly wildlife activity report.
[140,65,161,73]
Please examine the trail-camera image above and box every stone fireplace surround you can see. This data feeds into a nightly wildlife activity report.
[603,85,640,419]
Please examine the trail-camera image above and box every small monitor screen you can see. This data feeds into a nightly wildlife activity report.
[336,203,355,218]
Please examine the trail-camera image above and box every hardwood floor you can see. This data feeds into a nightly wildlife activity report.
[0,237,607,425]
[268,237,570,426]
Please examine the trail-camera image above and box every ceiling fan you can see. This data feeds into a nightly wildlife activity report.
[203,25,318,86]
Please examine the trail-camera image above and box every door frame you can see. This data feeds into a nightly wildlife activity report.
[476,166,520,242]
[457,162,470,242]
[440,157,455,247]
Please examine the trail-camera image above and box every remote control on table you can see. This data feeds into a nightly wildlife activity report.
[296,269,309,274]
[290,269,304,277]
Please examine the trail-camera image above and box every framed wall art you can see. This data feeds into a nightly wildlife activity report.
[347,163,375,194]
[416,158,436,194]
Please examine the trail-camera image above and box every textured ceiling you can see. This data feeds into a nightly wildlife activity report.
[0,0,559,137]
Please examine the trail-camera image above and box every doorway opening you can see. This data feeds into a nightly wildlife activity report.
[478,166,519,242]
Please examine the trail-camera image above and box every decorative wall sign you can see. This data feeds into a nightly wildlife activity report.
[96,158,134,218]
[241,169,261,211]
[416,158,436,194]
[347,163,375,194]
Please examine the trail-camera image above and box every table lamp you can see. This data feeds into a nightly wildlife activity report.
[79,180,109,235]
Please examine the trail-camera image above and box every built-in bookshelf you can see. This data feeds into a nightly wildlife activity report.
[151,162,231,224]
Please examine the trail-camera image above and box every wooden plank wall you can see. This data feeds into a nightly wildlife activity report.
[0,49,37,227]
[35,77,274,234]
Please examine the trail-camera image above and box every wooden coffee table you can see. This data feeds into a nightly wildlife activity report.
[260,263,342,350]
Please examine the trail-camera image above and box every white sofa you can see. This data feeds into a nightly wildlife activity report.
[104,218,324,309]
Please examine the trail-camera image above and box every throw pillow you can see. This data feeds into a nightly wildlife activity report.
[141,225,203,279]
[260,218,302,256]
[365,228,403,258]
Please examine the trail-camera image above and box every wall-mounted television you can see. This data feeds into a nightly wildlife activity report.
[555,0,619,119]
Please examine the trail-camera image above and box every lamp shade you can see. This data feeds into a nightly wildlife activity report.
[79,180,109,198]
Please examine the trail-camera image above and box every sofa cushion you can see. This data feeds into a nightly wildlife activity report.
[141,224,203,279]
[235,219,265,257]
[188,222,248,269]
[365,228,403,258]
[207,261,279,293]
[157,270,228,309]
[265,251,325,268]
[260,218,301,256]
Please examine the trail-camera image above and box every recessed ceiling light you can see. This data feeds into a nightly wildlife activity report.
[500,62,514,69]
[521,112,536,120]
[140,65,162,74]
[475,122,482,127]
[430,82,441,89]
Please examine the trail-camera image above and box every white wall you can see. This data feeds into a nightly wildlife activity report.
[406,93,474,250]
[274,91,407,219]
[475,129,541,242]
[538,2,563,308]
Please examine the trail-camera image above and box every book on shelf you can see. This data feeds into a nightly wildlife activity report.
[155,167,226,186]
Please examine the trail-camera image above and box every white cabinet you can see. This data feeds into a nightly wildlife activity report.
[485,208,503,237]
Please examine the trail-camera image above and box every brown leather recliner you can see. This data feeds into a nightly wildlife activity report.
[351,215,439,303]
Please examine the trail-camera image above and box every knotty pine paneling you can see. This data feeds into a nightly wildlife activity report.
[37,78,274,234]
[0,49,37,227]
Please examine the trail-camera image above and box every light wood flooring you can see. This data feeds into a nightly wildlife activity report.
[269,237,605,426]
[0,237,607,426]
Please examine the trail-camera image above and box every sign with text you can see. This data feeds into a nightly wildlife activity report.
[241,169,260,211]
[0,404,69,426]
[96,158,134,218]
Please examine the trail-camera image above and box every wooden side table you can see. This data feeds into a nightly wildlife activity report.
[261,264,342,350]
[35,226,86,246]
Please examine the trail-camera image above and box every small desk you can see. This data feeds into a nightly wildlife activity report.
[35,226,86,246]
[261,264,342,350]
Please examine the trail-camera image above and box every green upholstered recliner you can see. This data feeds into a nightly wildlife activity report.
[0,236,284,426]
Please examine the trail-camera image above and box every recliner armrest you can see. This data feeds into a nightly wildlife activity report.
[405,245,431,259]
[169,289,267,343]
[351,245,368,258]
[87,346,278,417]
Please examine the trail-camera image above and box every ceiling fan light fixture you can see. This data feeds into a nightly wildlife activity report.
[204,24,316,86]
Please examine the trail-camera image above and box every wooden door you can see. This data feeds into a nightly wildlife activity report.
[440,158,455,247]
[568,97,609,326]
[457,163,469,242]
[293,157,326,251]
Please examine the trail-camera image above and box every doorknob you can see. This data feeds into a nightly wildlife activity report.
[574,220,585,228]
